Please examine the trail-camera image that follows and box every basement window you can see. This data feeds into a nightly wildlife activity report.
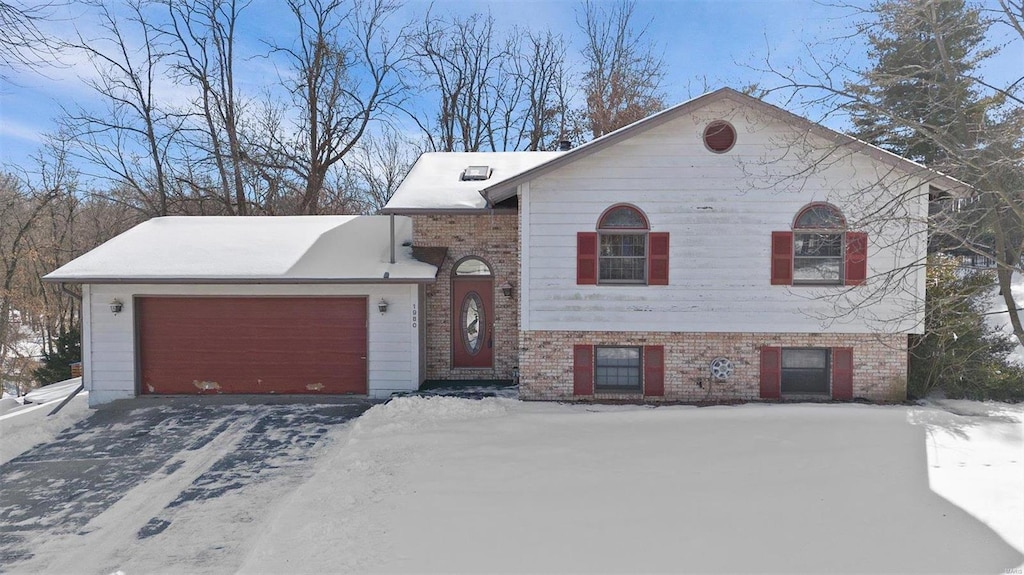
[781,348,830,394]
[594,346,643,393]
[461,165,492,181]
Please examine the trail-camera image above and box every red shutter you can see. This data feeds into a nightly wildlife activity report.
[771,232,793,285]
[832,347,854,400]
[845,232,868,286]
[759,346,781,399]
[577,232,598,285]
[573,344,594,395]
[644,346,665,396]
[648,232,670,285]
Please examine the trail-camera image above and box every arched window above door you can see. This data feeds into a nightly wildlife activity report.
[453,257,492,277]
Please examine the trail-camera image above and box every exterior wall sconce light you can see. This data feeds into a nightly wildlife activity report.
[501,281,514,298]
[377,298,389,314]
[110,299,123,314]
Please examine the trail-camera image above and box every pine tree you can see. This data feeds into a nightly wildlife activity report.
[33,328,81,385]
[847,0,996,166]
[909,258,1024,400]
[847,0,1023,399]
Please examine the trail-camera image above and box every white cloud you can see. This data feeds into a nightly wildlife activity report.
[0,118,46,144]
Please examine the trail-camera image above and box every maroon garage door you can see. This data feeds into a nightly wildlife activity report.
[137,297,367,395]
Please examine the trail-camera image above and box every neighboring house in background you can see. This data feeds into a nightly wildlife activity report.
[48,88,963,407]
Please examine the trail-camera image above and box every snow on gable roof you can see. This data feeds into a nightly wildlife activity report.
[44,215,438,283]
[383,151,565,212]
[480,87,969,204]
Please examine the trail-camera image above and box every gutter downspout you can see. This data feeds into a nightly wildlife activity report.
[389,214,396,265]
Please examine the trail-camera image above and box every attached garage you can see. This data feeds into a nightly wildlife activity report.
[44,215,439,406]
[137,297,368,395]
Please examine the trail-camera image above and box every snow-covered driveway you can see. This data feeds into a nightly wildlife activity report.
[0,399,373,573]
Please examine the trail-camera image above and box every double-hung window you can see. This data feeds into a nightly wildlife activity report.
[792,204,846,285]
[598,205,649,284]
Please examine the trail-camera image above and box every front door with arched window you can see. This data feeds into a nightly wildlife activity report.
[452,257,494,368]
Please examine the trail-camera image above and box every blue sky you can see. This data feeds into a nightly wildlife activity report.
[1,0,1020,174]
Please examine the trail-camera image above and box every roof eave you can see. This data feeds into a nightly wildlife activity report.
[479,87,971,202]
[379,207,515,215]
[42,276,437,285]
[480,89,736,203]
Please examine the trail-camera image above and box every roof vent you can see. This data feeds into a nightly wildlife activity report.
[461,165,491,181]
[558,139,572,151]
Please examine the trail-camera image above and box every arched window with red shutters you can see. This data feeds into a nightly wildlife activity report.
[771,203,867,286]
[577,204,668,285]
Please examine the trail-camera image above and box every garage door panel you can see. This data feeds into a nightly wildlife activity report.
[138,297,368,395]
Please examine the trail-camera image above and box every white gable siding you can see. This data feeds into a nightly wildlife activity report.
[83,283,421,406]
[523,99,928,334]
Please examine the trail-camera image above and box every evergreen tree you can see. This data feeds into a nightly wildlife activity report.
[847,0,996,165]
[909,258,1024,400]
[846,0,1023,399]
[33,327,81,385]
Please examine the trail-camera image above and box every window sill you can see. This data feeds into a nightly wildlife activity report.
[780,392,831,400]
[594,387,643,395]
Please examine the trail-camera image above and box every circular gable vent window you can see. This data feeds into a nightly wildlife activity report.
[703,120,736,153]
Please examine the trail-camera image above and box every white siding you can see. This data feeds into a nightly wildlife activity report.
[84,283,422,406]
[523,99,928,334]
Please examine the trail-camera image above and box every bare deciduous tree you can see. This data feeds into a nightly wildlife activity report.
[514,29,572,151]
[0,172,51,395]
[61,0,178,217]
[577,0,665,139]
[166,0,252,215]
[408,12,571,152]
[0,0,60,76]
[407,10,513,152]
[277,0,405,215]
[345,126,419,212]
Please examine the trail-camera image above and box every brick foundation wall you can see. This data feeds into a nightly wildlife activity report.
[519,330,908,402]
[412,213,519,381]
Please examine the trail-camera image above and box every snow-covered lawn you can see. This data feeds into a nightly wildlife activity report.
[988,270,1024,365]
[237,398,1023,574]
[0,378,88,466]
[2,396,1022,574]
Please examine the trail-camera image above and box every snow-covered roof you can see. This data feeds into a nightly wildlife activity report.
[44,216,438,283]
[383,151,565,212]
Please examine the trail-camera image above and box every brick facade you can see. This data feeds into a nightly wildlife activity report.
[412,213,519,381]
[409,213,909,402]
[519,330,908,402]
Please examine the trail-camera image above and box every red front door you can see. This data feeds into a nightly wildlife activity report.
[452,279,493,368]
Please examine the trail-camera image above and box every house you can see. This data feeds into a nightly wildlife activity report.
[383,88,962,402]
[47,88,963,406]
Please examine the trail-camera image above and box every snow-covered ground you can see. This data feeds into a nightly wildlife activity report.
[1,316,44,397]
[239,398,1023,574]
[988,270,1024,365]
[0,378,87,466]
[2,397,1022,574]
